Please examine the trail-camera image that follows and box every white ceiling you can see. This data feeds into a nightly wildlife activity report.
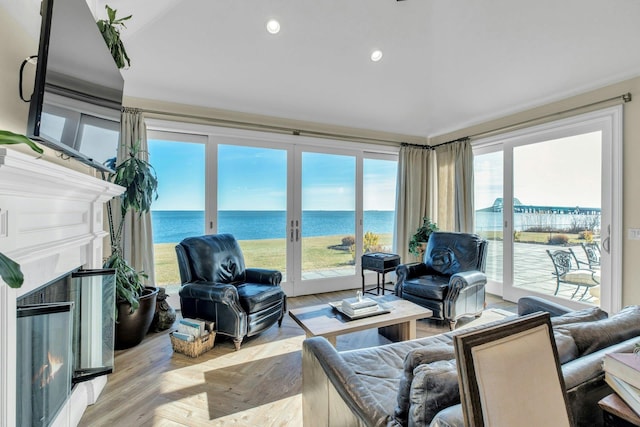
[96,0,640,138]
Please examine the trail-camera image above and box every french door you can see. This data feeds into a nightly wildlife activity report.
[293,148,358,294]
[146,123,397,297]
[473,107,622,313]
[213,131,397,296]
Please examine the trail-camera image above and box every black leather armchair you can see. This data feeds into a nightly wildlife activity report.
[395,231,488,329]
[175,234,286,350]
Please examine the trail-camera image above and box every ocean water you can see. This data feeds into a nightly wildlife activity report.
[151,210,396,244]
[151,210,601,244]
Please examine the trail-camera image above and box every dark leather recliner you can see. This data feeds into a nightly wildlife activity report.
[395,231,488,329]
[175,234,286,350]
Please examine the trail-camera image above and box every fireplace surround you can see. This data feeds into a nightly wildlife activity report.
[0,148,123,427]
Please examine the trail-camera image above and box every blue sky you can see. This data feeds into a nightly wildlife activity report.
[474,131,602,210]
[148,140,397,211]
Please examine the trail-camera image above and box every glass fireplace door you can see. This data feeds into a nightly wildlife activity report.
[16,303,73,427]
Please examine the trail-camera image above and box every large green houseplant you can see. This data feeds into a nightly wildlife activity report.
[408,217,439,257]
[104,141,159,349]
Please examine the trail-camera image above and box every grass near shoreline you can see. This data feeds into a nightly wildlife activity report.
[154,230,590,288]
[477,230,595,245]
[154,233,392,287]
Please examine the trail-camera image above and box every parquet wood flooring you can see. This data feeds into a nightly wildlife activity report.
[79,291,513,427]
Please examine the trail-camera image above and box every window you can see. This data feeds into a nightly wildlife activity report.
[472,106,622,312]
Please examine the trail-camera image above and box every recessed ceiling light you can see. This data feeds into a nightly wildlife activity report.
[371,50,383,62]
[266,19,281,35]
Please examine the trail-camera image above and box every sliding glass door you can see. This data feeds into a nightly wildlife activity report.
[217,144,289,279]
[511,132,602,298]
[147,131,207,296]
[473,149,503,295]
[472,107,622,312]
[296,150,357,293]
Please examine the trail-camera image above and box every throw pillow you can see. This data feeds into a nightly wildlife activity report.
[408,360,459,427]
[394,341,455,425]
[557,305,640,356]
[550,306,608,326]
[553,329,579,364]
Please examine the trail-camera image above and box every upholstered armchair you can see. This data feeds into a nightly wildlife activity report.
[175,234,286,350]
[395,231,488,329]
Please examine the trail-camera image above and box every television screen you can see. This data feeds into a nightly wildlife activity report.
[26,0,124,172]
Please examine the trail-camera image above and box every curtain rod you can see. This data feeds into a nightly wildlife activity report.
[401,137,469,150]
[131,107,407,147]
[433,92,632,146]
[129,92,632,149]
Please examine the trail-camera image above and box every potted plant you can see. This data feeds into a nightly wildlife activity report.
[96,5,132,69]
[104,141,159,349]
[408,217,438,257]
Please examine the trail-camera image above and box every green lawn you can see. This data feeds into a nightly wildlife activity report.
[154,233,392,287]
[477,230,595,245]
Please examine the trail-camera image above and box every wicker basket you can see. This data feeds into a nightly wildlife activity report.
[170,331,215,357]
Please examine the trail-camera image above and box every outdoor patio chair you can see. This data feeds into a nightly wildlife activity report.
[579,242,601,270]
[546,248,600,300]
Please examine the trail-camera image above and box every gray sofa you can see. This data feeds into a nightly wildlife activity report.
[302,297,640,427]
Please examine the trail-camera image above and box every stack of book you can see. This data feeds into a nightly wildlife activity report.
[603,352,640,415]
[341,296,379,317]
[173,318,214,342]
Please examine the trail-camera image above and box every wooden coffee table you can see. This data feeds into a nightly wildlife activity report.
[289,294,433,346]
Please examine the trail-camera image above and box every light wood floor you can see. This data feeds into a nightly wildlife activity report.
[79,291,514,427]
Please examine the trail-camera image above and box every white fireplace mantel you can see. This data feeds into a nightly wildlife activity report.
[0,148,123,427]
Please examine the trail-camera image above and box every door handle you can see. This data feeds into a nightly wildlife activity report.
[602,225,611,254]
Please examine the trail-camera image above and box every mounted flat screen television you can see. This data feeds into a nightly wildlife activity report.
[25,0,124,172]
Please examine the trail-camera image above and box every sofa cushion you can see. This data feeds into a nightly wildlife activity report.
[550,306,608,326]
[408,360,459,427]
[394,340,455,425]
[553,329,579,364]
[556,305,640,356]
[236,283,284,313]
[402,276,450,300]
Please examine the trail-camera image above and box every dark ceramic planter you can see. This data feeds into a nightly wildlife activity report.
[114,286,159,350]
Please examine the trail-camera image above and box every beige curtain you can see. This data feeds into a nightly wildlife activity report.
[434,139,474,232]
[118,108,156,285]
[455,140,474,232]
[394,140,475,263]
[394,145,437,263]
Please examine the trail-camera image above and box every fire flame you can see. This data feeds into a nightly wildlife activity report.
[33,352,64,388]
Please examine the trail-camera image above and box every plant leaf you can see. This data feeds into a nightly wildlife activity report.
[0,252,24,288]
[0,130,44,154]
[106,5,116,23]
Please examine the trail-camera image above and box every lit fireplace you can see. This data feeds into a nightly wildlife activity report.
[0,147,123,426]
[16,303,73,427]
[34,351,65,389]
